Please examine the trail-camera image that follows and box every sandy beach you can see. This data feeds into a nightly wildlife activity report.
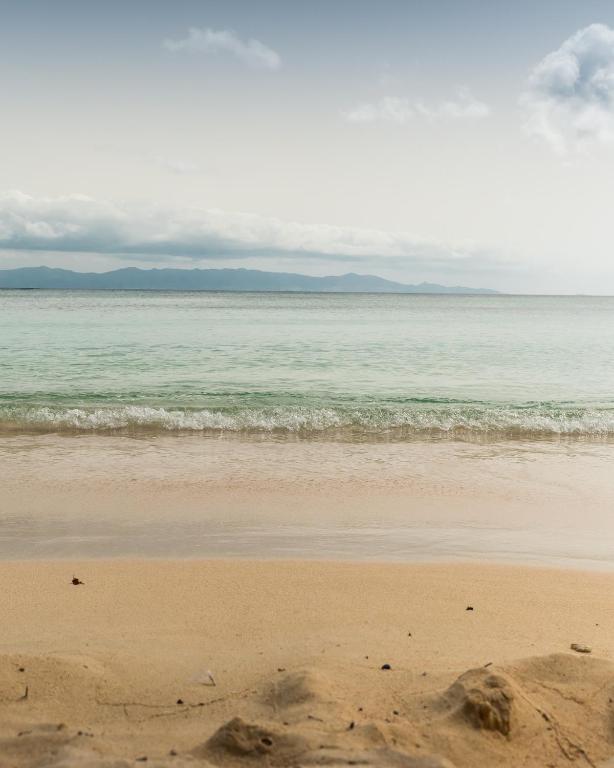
[2,559,614,767]
[3,434,614,766]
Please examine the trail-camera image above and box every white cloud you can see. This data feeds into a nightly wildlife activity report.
[153,156,201,175]
[346,97,414,124]
[345,88,490,124]
[0,191,493,273]
[522,23,614,153]
[163,27,281,70]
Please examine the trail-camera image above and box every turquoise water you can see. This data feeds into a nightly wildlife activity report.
[2,290,614,438]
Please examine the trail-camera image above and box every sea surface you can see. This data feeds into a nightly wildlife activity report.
[2,290,614,439]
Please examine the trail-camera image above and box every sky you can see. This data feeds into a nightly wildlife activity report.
[2,0,614,293]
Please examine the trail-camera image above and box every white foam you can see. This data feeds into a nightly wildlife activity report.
[2,403,614,436]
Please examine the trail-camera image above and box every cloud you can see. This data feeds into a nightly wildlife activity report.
[153,156,202,175]
[346,97,413,124]
[163,27,281,70]
[522,23,614,153]
[345,88,490,124]
[0,191,496,274]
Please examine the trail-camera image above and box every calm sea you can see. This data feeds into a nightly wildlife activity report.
[2,290,614,439]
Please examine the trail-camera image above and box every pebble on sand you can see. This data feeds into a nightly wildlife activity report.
[570,643,592,654]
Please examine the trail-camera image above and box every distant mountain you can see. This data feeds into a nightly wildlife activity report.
[0,266,498,294]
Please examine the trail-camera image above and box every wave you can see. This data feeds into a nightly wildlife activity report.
[2,403,614,437]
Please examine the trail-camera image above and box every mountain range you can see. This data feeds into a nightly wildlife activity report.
[0,266,498,294]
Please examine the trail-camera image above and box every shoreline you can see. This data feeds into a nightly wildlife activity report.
[3,433,614,565]
[2,415,614,441]
[2,558,614,767]
[4,553,614,573]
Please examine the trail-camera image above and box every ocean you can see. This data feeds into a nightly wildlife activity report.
[1,290,614,439]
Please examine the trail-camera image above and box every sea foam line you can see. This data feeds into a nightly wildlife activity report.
[1,404,614,435]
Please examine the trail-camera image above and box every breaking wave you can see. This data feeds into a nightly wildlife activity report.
[1,402,614,438]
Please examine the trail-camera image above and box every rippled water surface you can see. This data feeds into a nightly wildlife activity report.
[2,290,614,438]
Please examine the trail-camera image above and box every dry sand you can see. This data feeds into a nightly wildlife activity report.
[1,559,614,767]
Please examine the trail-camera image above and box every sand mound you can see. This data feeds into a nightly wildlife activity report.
[0,724,139,768]
[3,651,614,767]
[197,715,454,768]
[413,653,614,767]
[442,666,536,736]
[193,716,309,765]
[0,652,114,724]
[265,670,335,710]
[261,668,358,729]
[513,650,614,690]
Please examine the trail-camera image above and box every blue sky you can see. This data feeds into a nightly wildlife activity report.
[2,0,614,292]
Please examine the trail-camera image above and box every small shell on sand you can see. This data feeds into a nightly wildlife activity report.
[190,669,217,686]
[570,643,592,654]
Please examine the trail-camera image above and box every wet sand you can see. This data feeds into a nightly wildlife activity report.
[2,434,614,566]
